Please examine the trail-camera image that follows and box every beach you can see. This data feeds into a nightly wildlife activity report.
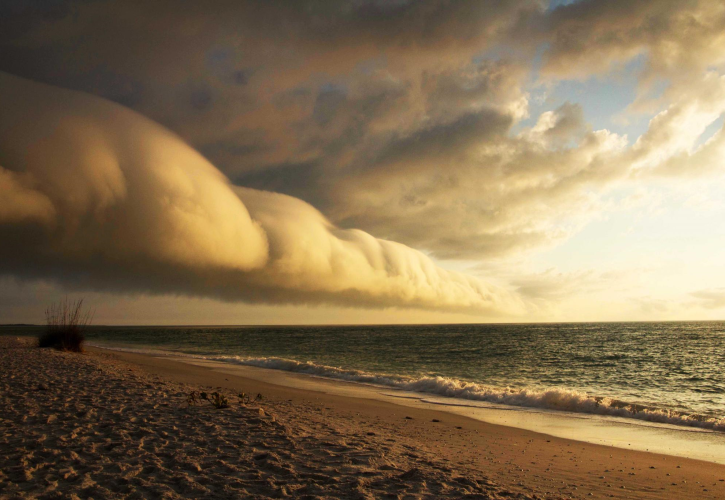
[2,336,725,499]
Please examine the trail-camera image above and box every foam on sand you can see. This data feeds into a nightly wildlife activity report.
[225,356,725,431]
[96,345,725,433]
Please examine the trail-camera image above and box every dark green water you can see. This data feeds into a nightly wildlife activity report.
[9,321,725,427]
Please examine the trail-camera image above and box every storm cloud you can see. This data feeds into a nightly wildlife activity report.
[1,0,725,320]
[0,72,526,316]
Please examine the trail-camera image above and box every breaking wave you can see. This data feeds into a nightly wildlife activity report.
[96,344,725,432]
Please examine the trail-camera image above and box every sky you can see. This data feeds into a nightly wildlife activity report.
[1,0,725,324]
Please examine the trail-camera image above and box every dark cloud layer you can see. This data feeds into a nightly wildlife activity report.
[0,71,527,316]
[0,0,544,260]
[1,0,725,314]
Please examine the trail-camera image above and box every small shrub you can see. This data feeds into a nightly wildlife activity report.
[209,391,229,409]
[186,390,263,409]
[38,298,93,352]
[238,392,263,405]
[187,390,231,409]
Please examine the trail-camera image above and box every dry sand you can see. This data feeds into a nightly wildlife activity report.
[2,336,725,499]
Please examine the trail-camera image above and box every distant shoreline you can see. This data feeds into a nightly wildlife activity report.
[3,318,725,328]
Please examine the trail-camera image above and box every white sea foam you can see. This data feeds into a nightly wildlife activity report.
[95,344,725,432]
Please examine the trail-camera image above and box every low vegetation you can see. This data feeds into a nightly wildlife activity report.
[187,390,263,409]
[38,298,93,352]
[238,391,264,405]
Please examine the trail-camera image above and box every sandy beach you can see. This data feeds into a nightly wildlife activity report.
[2,336,725,499]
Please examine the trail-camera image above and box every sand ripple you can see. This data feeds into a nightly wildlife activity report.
[0,337,530,499]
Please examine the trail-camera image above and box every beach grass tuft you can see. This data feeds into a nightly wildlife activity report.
[187,390,263,409]
[38,298,93,352]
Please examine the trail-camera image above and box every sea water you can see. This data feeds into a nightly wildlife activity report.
[35,321,720,431]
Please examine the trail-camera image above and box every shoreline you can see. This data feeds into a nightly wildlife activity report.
[93,343,725,498]
[9,325,725,435]
[90,342,725,465]
[3,335,725,499]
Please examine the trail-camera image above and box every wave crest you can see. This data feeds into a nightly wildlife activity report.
[97,345,725,432]
[209,355,725,431]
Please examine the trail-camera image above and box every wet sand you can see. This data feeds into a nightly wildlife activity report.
[2,336,725,499]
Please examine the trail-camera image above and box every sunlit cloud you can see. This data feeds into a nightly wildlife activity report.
[0,72,526,316]
[1,0,725,322]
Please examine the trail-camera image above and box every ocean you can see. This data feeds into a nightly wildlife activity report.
[12,321,725,431]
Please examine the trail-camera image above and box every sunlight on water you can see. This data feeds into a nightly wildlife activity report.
[30,321,723,425]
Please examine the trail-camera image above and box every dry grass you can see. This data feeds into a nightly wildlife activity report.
[38,298,93,352]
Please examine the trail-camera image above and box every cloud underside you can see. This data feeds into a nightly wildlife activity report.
[0,72,525,316]
[1,0,725,316]
[2,0,722,263]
